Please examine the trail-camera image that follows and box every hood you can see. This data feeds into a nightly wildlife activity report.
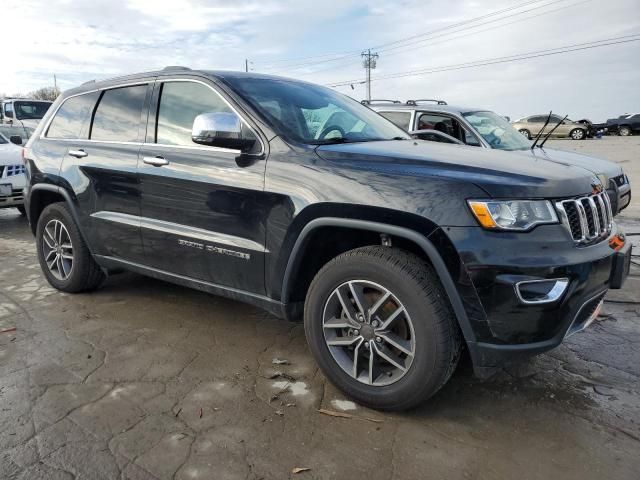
[0,143,22,166]
[315,140,601,198]
[511,147,622,180]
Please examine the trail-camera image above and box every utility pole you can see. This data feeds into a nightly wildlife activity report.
[53,74,57,90]
[361,49,379,102]
[245,59,249,72]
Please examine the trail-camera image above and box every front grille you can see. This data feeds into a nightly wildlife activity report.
[556,191,612,244]
[1,164,26,177]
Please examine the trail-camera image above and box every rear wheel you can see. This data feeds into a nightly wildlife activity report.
[518,129,531,140]
[36,202,105,292]
[570,128,585,140]
[619,126,631,136]
[304,246,461,411]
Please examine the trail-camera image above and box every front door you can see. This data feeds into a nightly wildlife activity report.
[138,79,268,295]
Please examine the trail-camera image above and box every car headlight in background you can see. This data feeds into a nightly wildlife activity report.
[468,199,558,231]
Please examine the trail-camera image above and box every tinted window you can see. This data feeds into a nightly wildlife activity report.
[4,103,13,117]
[15,101,51,120]
[47,92,100,139]
[91,85,147,142]
[379,111,412,131]
[156,81,232,146]
[528,116,545,123]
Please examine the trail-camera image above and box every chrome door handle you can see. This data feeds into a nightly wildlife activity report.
[143,156,169,167]
[68,149,88,158]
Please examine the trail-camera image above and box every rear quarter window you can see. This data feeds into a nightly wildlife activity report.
[46,92,100,139]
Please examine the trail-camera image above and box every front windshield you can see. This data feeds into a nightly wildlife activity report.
[0,133,7,144]
[224,77,410,144]
[463,110,531,151]
[14,101,52,120]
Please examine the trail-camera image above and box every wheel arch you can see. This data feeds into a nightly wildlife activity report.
[279,217,476,346]
[28,184,81,236]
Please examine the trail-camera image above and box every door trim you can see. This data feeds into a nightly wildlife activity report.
[90,210,267,252]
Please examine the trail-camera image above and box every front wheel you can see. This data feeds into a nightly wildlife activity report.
[36,202,105,292]
[570,128,585,140]
[16,205,26,216]
[304,246,462,411]
[518,129,531,140]
[619,126,631,136]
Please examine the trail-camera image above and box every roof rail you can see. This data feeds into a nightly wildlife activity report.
[361,99,402,105]
[81,79,96,85]
[406,99,447,106]
[162,66,192,71]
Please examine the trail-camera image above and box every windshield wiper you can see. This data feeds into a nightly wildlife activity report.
[538,114,568,148]
[530,111,552,149]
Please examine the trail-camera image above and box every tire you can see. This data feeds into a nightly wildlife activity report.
[570,128,585,140]
[518,129,531,140]
[36,202,105,293]
[16,205,26,216]
[619,126,631,137]
[304,246,462,411]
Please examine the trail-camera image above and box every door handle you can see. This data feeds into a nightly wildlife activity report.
[143,156,169,167]
[68,149,88,158]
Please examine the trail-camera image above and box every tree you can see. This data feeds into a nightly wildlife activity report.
[28,86,61,102]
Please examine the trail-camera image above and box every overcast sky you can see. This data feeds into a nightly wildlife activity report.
[3,0,639,121]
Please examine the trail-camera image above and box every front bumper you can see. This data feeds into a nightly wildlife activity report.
[0,172,25,209]
[442,223,631,373]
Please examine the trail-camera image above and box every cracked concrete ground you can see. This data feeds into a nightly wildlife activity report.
[1,137,639,479]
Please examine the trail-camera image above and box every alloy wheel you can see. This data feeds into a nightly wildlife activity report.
[571,129,584,140]
[42,219,74,280]
[322,280,416,386]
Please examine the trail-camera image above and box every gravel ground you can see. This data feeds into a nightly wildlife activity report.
[1,136,638,480]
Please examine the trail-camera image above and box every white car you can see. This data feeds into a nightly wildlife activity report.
[0,130,26,214]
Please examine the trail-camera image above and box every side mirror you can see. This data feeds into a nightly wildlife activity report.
[9,135,22,145]
[191,112,256,152]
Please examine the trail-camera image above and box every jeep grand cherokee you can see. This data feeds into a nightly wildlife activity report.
[23,67,631,410]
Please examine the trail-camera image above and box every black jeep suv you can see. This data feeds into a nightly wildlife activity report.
[23,68,631,410]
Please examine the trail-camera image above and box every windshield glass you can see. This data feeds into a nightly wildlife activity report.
[223,77,410,144]
[462,111,531,151]
[14,101,52,120]
[0,133,7,144]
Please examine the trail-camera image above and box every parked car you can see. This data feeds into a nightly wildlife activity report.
[370,101,631,214]
[1,98,53,129]
[24,68,631,410]
[511,114,588,140]
[0,130,26,214]
[605,113,640,136]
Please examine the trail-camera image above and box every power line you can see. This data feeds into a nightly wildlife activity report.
[327,35,640,87]
[281,0,589,79]
[255,0,558,72]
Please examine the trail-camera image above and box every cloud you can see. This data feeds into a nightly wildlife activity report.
[2,0,639,120]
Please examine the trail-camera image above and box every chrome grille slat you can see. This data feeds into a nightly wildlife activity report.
[555,192,612,245]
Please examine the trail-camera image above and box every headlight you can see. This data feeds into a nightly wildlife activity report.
[468,199,558,231]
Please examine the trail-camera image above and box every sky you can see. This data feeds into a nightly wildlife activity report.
[2,0,639,122]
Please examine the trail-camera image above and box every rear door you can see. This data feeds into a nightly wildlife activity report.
[138,77,268,295]
[58,82,152,263]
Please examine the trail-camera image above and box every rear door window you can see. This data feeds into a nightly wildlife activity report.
[91,85,147,142]
[378,111,412,131]
[46,92,100,139]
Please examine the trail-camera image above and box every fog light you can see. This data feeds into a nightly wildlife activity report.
[515,278,569,304]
